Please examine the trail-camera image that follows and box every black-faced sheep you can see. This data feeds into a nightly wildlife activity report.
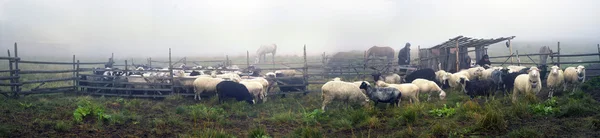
[546,65,565,98]
[564,65,586,93]
[500,68,526,96]
[321,80,369,111]
[359,82,402,107]
[216,81,255,104]
[512,67,542,103]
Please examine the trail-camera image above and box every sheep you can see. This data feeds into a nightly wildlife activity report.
[372,73,402,84]
[546,65,565,98]
[512,67,542,103]
[275,69,298,77]
[464,79,497,100]
[448,72,470,92]
[480,68,496,80]
[376,81,420,103]
[435,70,451,85]
[411,79,446,101]
[216,81,255,104]
[239,81,265,103]
[174,76,200,93]
[321,80,370,111]
[466,67,485,80]
[241,77,270,100]
[507,65,527,73]
[192,76,224,101]
[211,71,242,82]
[359,82,402,107]
[404,68,439,84]
[564,65,586,93]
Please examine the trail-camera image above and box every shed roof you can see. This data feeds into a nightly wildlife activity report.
[429,35,516,49]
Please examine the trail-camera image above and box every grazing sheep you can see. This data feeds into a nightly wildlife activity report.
[546,65,565,98]
[464,79,497,100]
[411,79,446,101]
[512,67,542,103]
[564,65,586,93]
[359,82,402,107]
[216,81,255,104]
[404,68,438,84]
[192,77,224,101]
[174,76,199,93]
[321,81,370,111]
[376,81,420,103]
[239,81,265,103]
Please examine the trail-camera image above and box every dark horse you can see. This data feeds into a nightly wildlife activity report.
[365,46,395,66]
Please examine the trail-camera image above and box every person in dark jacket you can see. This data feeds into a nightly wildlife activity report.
[478,55,491,69]
[398,42,411,65]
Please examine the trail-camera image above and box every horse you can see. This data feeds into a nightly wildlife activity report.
[365,46,395,65]
[255,44,277,63]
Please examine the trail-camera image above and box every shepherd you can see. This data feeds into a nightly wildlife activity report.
[478,55,491,69]
[398,42,411,66]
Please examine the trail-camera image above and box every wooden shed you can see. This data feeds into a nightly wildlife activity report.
[417,36,516,72]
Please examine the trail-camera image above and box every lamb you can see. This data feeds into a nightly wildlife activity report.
[411,79,446,101]
[464,79,497,100]
[564,65,586,93]
[359,82,402,107]
[321,80,370,111]
[435,70,451,85]
[376,81,420,103]
[192,76,224,101]
[239,81,265,103]
[546,65,565,98]
[216,81,255,104]
[512,67,542,103]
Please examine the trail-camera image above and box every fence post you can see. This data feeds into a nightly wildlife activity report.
[13,42,20,98]
[149,57,152,68]
[72,55,76,93]
[246,51,250,68]
[455,40,459,71]
[76,60,80,93]
[169,48,175,95]
[508,39,513,64]
[226,55,229,67]
[184,57,187,65]
[516,50,520,66]
[125,60,128,72]
[557,42,561,67]
[7,50,14,94]
[303,45,308,94]
[597,44,599,61]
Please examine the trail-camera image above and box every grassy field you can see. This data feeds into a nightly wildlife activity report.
[1,54,600,137]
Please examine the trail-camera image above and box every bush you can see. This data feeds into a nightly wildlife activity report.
[509,101,531,119]
[530,97,560,116]
[557,99,598,118]
[302,109,325,125]
[73,99,111,123]
[507,128,541,138]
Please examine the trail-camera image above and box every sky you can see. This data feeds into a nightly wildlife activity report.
[0,0,599,58]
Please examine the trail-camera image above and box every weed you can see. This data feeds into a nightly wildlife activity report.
[461,100,482,112]
[73,98,110,123]
[331,119,353,130]
[166,115,184,126]
[248,126,271,138]
[165,94,184,103]
[507,128,541,138]
[394,126,417,138]
[508,101,531,119]
[18,102,34,109]
[429,103,458,118]
[557,97,599,118]
[53,120,72,132]
[292,126,323,138]
[0,124,17,137]
[187,104,227,122]
[302,109,324,125]
[348,108,370,126]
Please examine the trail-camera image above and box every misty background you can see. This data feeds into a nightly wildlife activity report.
[1,0,599,60]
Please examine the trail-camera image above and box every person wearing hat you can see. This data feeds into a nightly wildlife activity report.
[478,55,491,69]
[398,42,411,65]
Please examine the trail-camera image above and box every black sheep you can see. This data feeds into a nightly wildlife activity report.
[404,68,438,84]
[189,70,201,76]
[464,79,497,99]
[216,81,255,104]
[359,82,402,107]
[501,69,527,96]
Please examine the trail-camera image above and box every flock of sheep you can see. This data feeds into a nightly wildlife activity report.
[319,64,587,111]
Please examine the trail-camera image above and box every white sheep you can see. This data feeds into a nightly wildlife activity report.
[466,67,485,80]
[174,76,200,93]
[512,67,541,103]
[411,79,446,101]
[241,77,270,98]
[564,65,586,93]
[480,67,501,80]
[448,72,470,92]
[380,73,402,84]
[192,76,224,101]
[435,70,451,85]
[275,69,298,77]
[211,71,242,82]
[507,65,527,73]
[321,80,370,111]
[239,81,265,103]
[376,81,420,103]
[546,65,565,98]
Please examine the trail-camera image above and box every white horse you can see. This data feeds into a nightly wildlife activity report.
[255,44,277,63]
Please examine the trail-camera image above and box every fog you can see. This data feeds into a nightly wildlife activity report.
[1,0,599,59]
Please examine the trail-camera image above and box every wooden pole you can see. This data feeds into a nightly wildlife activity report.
[516,50,520,66]
[14,42,20,98]
[7,49,14,93]
[456,40,459,71]
[72,55,76,92]
[168,48,175,95]
[76,60,80,93]
[557,42,561,67]
[508,39,513,64]
[225,55,229,67]
[184,57,187,65]
[125,60,128,72]
[149,57,152,68]
[303,45,308,94]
